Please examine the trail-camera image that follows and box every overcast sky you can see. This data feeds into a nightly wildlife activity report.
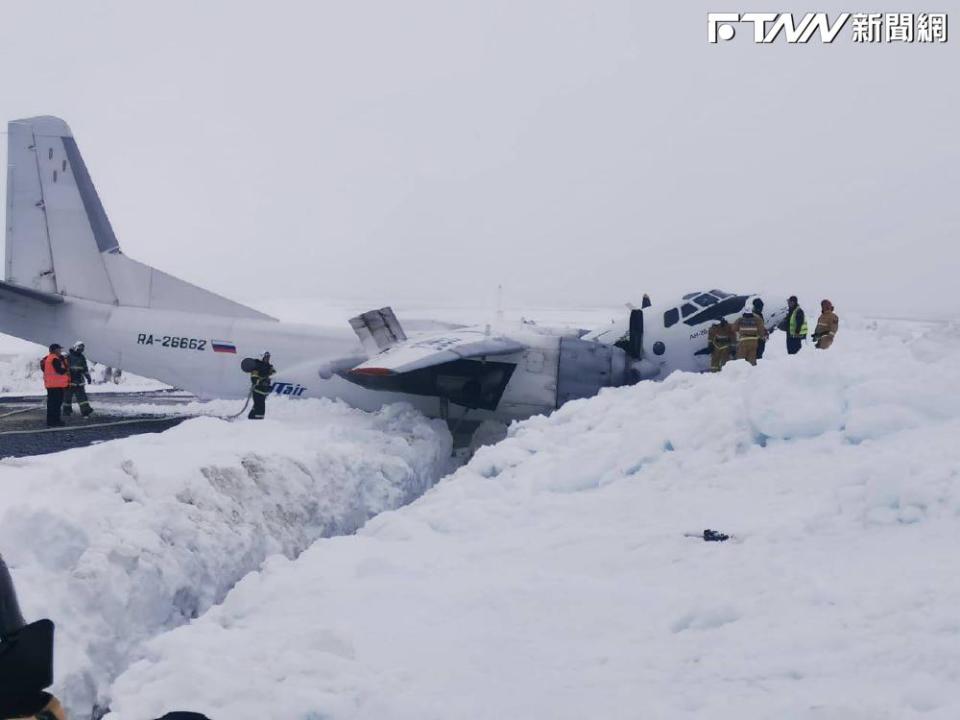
[1,1,957,319]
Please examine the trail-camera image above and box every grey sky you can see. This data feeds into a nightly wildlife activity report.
[2,1,957,319]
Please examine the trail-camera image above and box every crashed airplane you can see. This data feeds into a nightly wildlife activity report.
[1,116,787,423]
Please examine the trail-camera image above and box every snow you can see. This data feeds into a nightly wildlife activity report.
[0,351,168,396]
[100,318,960,720]
[0,398,452,716]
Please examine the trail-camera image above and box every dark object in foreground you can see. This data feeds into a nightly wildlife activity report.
[0,555,61,719]
[702,529,730,542]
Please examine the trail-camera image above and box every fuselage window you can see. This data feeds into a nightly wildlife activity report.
[694,294,718,307]
[652,341,666,356]
[710,289,732,298]
[681,303,697,318]
[664,308,679,328]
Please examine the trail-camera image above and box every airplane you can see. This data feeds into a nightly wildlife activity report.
[1,116,788,425]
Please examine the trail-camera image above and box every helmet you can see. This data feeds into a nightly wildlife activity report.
[262,351,271,360]
[821,299,834,311]
[787,295,798,304]
[752,298,764,312]
[72,341,85,352]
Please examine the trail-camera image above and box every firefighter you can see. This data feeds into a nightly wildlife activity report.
[752,298,768,359]
[812,299,839,349]
[247,351,276,419]
[708,317,734,372]
[732,303,768,366]
[779,295,808,355]
[62,341,94,417]
[40,345,69,428]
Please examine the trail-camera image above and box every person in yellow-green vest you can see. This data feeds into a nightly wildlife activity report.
[778,295,808,355]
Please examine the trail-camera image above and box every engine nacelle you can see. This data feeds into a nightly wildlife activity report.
[556,337,629,406]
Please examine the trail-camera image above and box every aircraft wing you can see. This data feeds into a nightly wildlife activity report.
[350,329,526,376]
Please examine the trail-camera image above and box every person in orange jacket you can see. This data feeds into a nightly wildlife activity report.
[40,344,69,428]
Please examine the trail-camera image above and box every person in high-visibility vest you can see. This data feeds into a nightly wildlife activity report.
[40,344,70,428]
[812,299,840,349]
[708,317,735,372]
[732,307,768,366]
[779,295,808,355]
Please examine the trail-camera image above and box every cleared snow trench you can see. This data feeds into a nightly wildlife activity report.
[0,398,452,717]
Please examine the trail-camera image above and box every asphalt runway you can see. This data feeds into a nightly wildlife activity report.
[0,391,193,459]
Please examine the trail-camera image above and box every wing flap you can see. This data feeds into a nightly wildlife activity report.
[351,329,526,375]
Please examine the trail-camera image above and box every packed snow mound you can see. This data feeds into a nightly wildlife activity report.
[107,320,960,720]
[0,399,451,717]
[0,352,168,395]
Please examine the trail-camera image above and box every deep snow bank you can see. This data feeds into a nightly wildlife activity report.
[0,399,451,716]
[106,320,960,720]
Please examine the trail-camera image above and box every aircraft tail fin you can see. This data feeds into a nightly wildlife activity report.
[5,116,273,320]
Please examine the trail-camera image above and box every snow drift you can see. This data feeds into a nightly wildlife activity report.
[0,399,452,716]
[104,319,960,720]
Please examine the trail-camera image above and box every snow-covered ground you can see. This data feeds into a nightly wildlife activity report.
[96,317,960,720]
[0,351,168,396]
[0,399,452,716]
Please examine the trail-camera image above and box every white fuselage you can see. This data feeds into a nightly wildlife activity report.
[0,292,576,422]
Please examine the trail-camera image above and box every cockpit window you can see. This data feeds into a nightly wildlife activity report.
[710,289,732,298]
[664,308,679,328]
[694,294,718,307]
[682,292,699,300]
[681,303,697,318]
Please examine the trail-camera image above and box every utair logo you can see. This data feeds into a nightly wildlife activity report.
[270,381,306,397]
[708,13,851,43]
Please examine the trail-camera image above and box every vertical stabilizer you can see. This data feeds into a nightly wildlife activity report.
[5,117,274,320]
[6,116,117,303]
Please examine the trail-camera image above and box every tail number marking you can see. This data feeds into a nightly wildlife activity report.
[137,334,208,351]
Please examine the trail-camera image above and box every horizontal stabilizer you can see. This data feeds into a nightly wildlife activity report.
[0,280,64,305]
[351,329,526,375]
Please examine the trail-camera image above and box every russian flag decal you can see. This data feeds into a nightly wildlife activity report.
[211,340,237,354]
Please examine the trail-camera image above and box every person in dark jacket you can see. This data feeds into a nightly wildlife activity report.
[778,296,808,355]
[247,351,276,419]
[62,341,94,417]
[40,344,69,428]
